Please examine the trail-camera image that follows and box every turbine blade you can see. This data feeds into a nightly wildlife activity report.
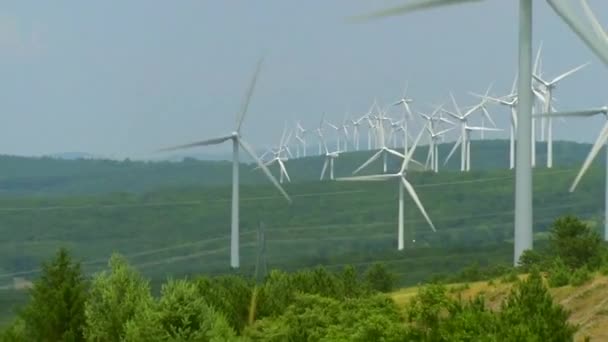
[352,149,384,175]
[386,148,406,159]
[570,121,608,191]
[534,107,607,118]
[278,160,291,182]
[481,107,497,127]
[239,138,291,203]
[547,0,608,66]
[449,91,462,116]
[533,40,543,75]
[466,126,502,131]
[401,177,436,232]
[351,0,483,21]
[581,0,608,43]
[236,57,264,132]
[401,124,426,172]
[157,135,232,152]
[336,174,395,182]
[551,62,589,84]
[444,135,462,166]
[320,158,329,180]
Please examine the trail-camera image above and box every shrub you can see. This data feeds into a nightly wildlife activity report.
[498,268,577,340]
[547,258,570,288]
[570,267,592,287]
[364,263,396,293]
[549,216,602,270]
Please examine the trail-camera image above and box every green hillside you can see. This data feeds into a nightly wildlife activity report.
[0,140,597,196]
[0,139,604,324]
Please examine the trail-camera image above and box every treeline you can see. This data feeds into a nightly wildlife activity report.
[0,140,594,196]
[3,215,607,341]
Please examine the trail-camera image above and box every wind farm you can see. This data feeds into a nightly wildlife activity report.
[1,0,608,340]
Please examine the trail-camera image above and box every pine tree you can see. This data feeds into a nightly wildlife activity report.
[19,247,88,341]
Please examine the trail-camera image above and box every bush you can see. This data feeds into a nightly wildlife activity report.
[547,258,571,288]
[364,263,396,293]
[549,216,603,270]
[500,270,519,284]
[570,267,592,286]
[518,249,546,271]
[498,268,577,340]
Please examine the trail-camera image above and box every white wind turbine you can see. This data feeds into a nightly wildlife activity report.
[159,59,291,269]
[256,128,292,184]
[394,83,414,117]
[315,114,326,155]
[355,0,608,268]
[443,93,486,171]
[337,126,435,250]
[425,125,454,173]
[295,121,308,158]
[319,127,342,181]
[533,62,589,168]
[474,76,519,169]
[351,113,368,151]
[536,106,608,241]
[353,106,407,174]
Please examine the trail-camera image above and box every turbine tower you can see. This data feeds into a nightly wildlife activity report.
[357,0,608,265]
[159,59,291,269]
[337,126,435,250]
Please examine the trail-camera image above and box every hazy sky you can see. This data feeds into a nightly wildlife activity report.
[1,1,607,159]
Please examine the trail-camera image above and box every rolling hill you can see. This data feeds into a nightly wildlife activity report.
[0,139,604,325]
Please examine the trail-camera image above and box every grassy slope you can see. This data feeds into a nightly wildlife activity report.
[391,274,608,341]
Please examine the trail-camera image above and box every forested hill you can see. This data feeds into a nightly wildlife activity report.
[0,140,597,196]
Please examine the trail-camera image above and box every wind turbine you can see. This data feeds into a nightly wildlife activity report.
[295,121,308,158]
[351,113,368,151]
[535,106,608,240]
[315,114,326,155]
[393,83,415,120]
[469,84,498,140]
[353,106,407,174]
[443,93,485,172]
[425,125,454,173]
[319,128,342,181]
[337,125,435,250]
[355,0,608,265]
[473,77,519,169]
[533,62,589,168]
[255,128,292,184]
[158,59,291,269]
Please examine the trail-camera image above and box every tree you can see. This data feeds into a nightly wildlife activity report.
[549,215,602,269]
[18,247,88,341]
[84,254,154,341]
[498,268,577,341]
[364,263,396,293]
[159,278,237,340]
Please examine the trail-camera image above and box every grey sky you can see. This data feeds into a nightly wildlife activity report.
[1,1,607,159]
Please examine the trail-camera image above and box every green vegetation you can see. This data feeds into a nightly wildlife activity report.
[0,140,596,196]
[0,141,605,326]
[2,245,588,341]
